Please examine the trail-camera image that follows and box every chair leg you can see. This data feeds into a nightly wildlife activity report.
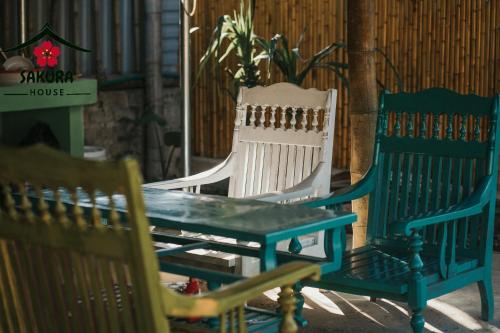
[410,308,425,333]
[292,281,308,327]
[478,277,494,321]
[278,284,298,333]
[287,238,307,327]
[207,281,221,328]
[408,230,426,333]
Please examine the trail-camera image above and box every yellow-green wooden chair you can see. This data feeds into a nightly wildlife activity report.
[0,144,320,333]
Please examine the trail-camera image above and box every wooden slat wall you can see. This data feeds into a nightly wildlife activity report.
[191,0,499,169]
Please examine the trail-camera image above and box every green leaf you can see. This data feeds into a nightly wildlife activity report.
[375,47,403,91]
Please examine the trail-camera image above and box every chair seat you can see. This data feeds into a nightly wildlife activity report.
[316,245,479,296]
[171,306,281,333]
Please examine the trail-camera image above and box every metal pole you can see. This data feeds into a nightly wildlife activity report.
[35,0,46,31]
[181,0,191,176]
[120,0,134,73]
[58,0,69,70]
[19,0,26,43]
[100,0,113,74]
[79,0,92,76]
[144,0,163,180]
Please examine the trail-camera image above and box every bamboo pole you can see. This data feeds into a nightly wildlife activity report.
[188,0,498,168]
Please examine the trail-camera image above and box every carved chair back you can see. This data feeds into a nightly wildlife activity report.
[228,82,337,198]
[0,145,171,333]
[368,89,500,273]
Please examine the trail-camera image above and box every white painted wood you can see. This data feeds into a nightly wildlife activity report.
[239,127,324,146]
[144,83,338,274]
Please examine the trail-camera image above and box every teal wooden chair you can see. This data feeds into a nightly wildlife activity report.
[305,88,500,333]
[0,144,320,333]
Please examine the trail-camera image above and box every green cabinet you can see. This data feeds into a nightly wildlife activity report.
[0,79,97,156]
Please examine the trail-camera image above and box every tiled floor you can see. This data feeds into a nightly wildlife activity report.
[162,252,500,332]
[252,252,500,333]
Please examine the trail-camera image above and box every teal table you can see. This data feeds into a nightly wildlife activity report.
[28,187,356,326]
[41,187,355,279]
[127,189,355,276]
[0,79,97,156]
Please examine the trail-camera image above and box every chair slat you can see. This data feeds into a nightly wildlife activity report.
[8,242,36,333]
[234,142,250,197]
[71,252,95,332]
[253,143,266,196]
[285,145,297,189]
[388,153,402,232]
[409,154,423,217]
[100,258,121,333]
[470,159,487,250]
[378,153,393,238]
[398,153,412,220]
[85,256,110,333]
[302,146,313,179]
[58,250,85,333]
[47,249,73,333]
[427,156,443,244]
[311,147,321,174]
[0,242,21,333]
[260,144,272,194]
[295,145,305,186]
[245,142,258,196]
[114,262,136,333]
[268,143,281,192]
[277,144,289,191]
[33,246,62,333]
[459,159,474,248]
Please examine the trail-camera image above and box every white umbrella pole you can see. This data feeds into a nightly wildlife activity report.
[181,0,192,176]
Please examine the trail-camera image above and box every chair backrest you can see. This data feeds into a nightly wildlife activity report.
[228,82,337,198]
[367,88,500,258]
[0,145,171,333]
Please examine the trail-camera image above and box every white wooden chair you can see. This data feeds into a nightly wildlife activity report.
[146,83,337,273]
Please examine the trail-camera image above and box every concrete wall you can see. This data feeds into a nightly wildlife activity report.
[83,86,182,178]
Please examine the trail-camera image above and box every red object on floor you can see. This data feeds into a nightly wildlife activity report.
[183,278,201,322]
[184,277,201,295]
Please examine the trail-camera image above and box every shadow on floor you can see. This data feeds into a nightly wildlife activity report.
[249,252,500,332]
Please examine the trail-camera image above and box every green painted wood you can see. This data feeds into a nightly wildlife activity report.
[39,187,355,244]
[0,144,322,333]
[0,79,96,157]
[304,89,500,333]
[379,136,489,158]
[388,152,402,230]
[0,80,97,113]
[383,88,492,116]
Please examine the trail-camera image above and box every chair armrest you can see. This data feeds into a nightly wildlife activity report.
[163,261,320,317]
[144,153,236,190]
[247,163,328,202]
[391,176,493,237]
[300,167,377,208]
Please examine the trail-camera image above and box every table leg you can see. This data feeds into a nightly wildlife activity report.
[287,237,308,327]
[207,281,221,328]
[324,227,344,271]
[259,242,277,272]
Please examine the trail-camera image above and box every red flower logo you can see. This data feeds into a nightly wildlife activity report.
[33,40,61,68]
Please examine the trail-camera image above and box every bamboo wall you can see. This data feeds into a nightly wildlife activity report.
[191,0,500,169]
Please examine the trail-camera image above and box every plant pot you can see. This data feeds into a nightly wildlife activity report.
[84,146,107,161]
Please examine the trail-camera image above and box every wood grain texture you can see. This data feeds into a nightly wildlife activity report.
[0,144,322,333]
[305,89,500,333]
[191,0,500,169]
